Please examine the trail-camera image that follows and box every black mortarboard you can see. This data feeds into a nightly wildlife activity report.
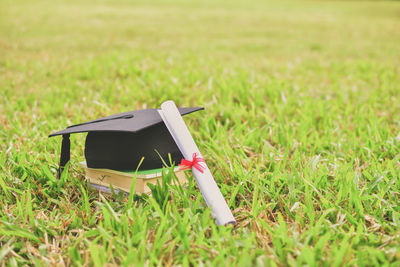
[49,107,203,177]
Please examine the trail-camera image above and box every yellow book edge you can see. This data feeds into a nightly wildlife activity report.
[79,162,187,194]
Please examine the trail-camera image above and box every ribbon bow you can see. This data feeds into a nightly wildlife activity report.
[179,153,206,173]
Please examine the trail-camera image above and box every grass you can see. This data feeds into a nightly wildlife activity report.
[1,0,400,265]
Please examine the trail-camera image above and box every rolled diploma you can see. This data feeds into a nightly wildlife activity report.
[158,100,236,226]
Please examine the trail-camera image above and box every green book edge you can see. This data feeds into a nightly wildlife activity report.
[122,168,165,175]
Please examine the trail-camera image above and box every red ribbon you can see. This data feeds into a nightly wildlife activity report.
[179,153,205,173]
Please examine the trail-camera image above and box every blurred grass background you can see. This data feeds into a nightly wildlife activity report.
[1,0,400,265]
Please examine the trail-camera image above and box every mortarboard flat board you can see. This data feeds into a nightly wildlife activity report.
[49,107,203,177]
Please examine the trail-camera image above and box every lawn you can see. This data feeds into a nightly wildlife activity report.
[1,0,400,265]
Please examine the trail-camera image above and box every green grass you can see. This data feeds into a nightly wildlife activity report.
[1,0,400,265]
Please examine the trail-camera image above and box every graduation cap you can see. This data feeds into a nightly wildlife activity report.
[49,107,203,177]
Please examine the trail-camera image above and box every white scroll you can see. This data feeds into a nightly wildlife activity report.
[158,100,236,226]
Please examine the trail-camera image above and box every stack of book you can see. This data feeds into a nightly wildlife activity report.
[80,162,187,194]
